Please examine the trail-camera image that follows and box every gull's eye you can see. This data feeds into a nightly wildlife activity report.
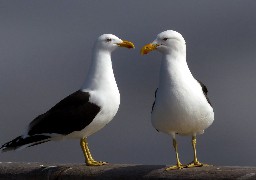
[106,38,112,42]
[163,38,168,41]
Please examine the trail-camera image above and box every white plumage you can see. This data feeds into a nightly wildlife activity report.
[151,49,214,136]
[1,34,134,166]
[141,30,214,170]
[69,34,123,139]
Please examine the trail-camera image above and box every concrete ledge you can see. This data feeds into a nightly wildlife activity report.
[0,162,256,179]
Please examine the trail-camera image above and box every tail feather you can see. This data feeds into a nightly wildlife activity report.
[1,135,51,152]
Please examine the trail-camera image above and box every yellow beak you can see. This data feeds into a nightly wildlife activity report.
[140,43,159,55]
[117,40,135,49]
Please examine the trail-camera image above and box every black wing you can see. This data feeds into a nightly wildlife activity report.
[1,135,51,152]
[197,80,212,107]
[151,88,158,113]
[28,90,101,135]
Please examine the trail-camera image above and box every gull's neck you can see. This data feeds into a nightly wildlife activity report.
[159,47,194,89]
[81,49,118,92]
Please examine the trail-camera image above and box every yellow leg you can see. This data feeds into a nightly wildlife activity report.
[186,136,209,168]
[80,138,107,166]
[83,138,95,162]
[165,138,184,170]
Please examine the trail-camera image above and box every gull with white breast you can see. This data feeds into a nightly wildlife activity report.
[1,34,135,166]
[141,30,214,170]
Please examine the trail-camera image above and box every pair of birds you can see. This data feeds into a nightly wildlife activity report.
[0,30,214,170]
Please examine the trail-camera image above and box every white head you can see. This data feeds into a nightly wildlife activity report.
[95,34,135,53]
[82,34,134,91]
[141,30,186,55]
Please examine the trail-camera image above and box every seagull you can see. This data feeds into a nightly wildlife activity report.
[1,34,135,166]
[141,30,214,170]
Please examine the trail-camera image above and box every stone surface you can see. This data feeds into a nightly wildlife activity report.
[0,162,256,179]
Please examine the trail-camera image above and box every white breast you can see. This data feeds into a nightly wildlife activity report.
[151,56,214,136]
[67,48,121,139]
[85,88,120,137]
[152,80,214,136]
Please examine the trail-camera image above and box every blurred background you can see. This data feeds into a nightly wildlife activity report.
[0,0,256,166]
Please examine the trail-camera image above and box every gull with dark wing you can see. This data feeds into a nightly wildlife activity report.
[141,30,214,170]
[1,34,135,166]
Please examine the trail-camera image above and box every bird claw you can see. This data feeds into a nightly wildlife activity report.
[185,161,211,168]
[165,163,184,171]
[86,160,108,166]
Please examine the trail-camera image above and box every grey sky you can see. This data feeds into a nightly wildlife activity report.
[1,1,256,166]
